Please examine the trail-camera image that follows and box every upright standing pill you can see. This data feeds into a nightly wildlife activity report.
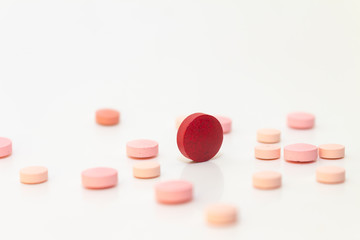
[96,109,120,126]
[20,166,48,184]
[82,167,118,189]
[256,128,281,143]
[253,171,282,190]
[287,112,315,129]
[177,113,223,162]
[284,143,318,163]
[319,144,345,159]
[215,116,232,134]
[155,180,193,204]
[0,137,12,158]
[206,204,237,226]
[316,166,345,184]
[255,144,281,160]
[133,161,160,179]
[126,139,158,159]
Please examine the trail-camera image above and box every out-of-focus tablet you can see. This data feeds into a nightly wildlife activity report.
[284,143,318,163]
[82,167,118,189]
[127,139,158,159]
[176,116,186,129]
[287,112,315,129]
[20,166,48,184]
[155,180,193,204]
[319,144,345,159]
[96,109,120,126]
[255,144,281,160]
[215,116,232,134]
[206,204,237,226]
[133,161,160,179]
[316,166,345,184]
[0,137,12,158]
[253,171,282,190]
[256,128,280,143]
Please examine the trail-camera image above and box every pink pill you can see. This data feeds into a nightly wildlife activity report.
[253,171,281,190]
[255,144,281,160]
[316,166,345,184]
[175,116,187,129]
[287,112,315,129]
[319,144,345,159]
[0,137,12,158]
[82,167,118,189]
[257,128,281,143]
[126,139,158,159]
[155,180,193,204]
[284,143,318,163]
[133,161,160,179]
[206,204,237,226]
[20,166,48,184]
[215,116,232,134]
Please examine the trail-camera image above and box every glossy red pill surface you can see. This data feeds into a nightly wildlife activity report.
[177,113,223,162]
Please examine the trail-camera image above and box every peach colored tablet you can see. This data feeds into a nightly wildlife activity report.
[256,128,280,143]
[155,180,193,204]
[20,166,48,184]
[316,166,345,184]
[319,144,345,159]
[127,139,158,159]
[82,167,118,189]
[133,161,160,179]
[253,171,281,190]
[176,116,186,129]
[215,116,232,134]
[284,143,318,163]
[206,204,237,226]
[0,137,12,158]
[287,112,315,129]
[255,144,281,160]
[96,109,120,126]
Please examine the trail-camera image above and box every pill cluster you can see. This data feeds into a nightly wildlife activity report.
[0,109,346,227]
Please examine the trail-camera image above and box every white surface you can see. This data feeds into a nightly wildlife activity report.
[0,0,360,239]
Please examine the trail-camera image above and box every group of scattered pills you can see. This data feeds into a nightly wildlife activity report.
[0,110,346,226]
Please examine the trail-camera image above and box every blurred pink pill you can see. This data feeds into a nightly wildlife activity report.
[206,204,238,226]
[284,143,318,163]
[316,166,345,184]
[155,180,193,204]
[82,167,118,189]
[215,116,232,134]
[126,139,158,159]
[255,144,281,160]
[0,137,12,158]
[287,112,315,129]
[319,144,345,159]
[20,166,48,184]
[253,171,281,190]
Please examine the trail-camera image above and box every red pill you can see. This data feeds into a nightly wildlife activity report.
[177,113,223,162]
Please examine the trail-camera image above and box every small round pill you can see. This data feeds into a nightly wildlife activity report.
[215,116,232,134]
[96,109,120,126]
[20,166,48,184]
[155,180,193,204]
[206,204,237,226]
[82,167,118,189]
[316,166,345,184]
[287,112,315,129]
[319,144,345,159]
[253,171,281,190]
[175,116,186,129]
[126,139,158,159]
[255,144,281,160]
[284,143,318,163]
[133,161,160,179]
[0,137,12,158]
[256,128,280,143]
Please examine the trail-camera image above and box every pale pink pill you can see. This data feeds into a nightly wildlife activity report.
[253,171,281,190]
[20,166,48,184]
[133,161,160,179]
[319,144,345,159]
[82,167,118,189]
[287,112,315,129]
[127,139,158,159]
[0,137,12,158]
[316,166,345,184]
[175,116,186,129]
[284,143,318,163]
[255,144,281,160]
[155,180,193,204]
[257,128,280,143]
[215,116,232,134]
[206,204,237,226]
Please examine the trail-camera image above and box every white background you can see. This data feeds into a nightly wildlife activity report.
[0,0,359,239]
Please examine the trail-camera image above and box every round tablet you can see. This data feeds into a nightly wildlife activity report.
[215,116,232,134]
[155,180,193,204]
[177,113,223,162]
[126,139,158,159]
[175,116,186,129]
[287,112,315,129]
[255,144,281,160]
[256,128,280,143]
[319,144,345,159]
[82,167,118,189]
[96,109,120,126]
[316,166,345,184]
[284,143,318,163]
[20,166,48,184]
[133,161,160,179]
[206,204,237,226]
[253,171,281,190]
[0,137,12,158]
